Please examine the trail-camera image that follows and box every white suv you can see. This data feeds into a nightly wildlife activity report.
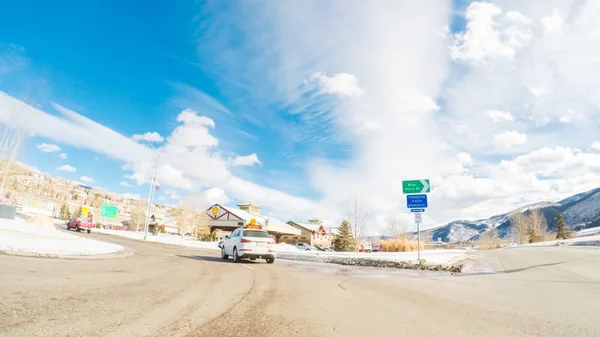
[222,228,277,264]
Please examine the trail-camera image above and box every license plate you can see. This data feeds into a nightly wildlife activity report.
[257,242,266,246]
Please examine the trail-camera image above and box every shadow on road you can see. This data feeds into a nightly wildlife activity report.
[176,254,263,264]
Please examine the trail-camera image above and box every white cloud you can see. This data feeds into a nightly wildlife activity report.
[487,110,515,122]
[558,109,576,124]
[37,143,61,153]
[58,153,67,160]
[230,153,262,167]
[57,165,76,172]
[505,11,533,25]
[309,72,364,98]
[450,2,532,63]
[541,9,563,35]
[120,181,133,188]
[132,132,164,143]
[4,1,600,231]
[457,152,473,167]
[493,131,527,148]
[592,142,600,151]
[80,176,94,183]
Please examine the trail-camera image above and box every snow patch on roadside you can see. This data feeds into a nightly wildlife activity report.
[513,235,600,248]
[0,218,124,256]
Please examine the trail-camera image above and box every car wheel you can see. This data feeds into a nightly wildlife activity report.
[266,257,275,264]
[233,247,241,263]
[221,248,229,260]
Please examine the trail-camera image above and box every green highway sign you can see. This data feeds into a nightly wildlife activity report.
[100,204,119,219]
[402,179,430,194]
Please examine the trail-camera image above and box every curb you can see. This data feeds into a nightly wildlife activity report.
[0,247,135,260]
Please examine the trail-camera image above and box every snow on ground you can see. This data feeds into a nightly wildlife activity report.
[514,235,600,248]
[577,227,600,237]
[0,218,124,256]
[97,229,467,265]
[278,249,468,265]
[96,229,221,250]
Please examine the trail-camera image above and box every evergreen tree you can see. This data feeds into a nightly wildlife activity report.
[556,213,568,240]
[333,220,355,252]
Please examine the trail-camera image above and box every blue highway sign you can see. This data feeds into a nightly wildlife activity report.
[407,194,428,209]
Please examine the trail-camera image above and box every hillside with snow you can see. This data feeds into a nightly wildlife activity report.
[425,187,600,243]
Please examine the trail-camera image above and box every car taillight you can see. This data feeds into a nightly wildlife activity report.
[240,238,252,243]
[268,240,275,244]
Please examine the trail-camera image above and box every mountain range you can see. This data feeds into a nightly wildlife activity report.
[424,187,600,243]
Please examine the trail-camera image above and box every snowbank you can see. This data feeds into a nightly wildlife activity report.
[577,227,600,237]
[278,249,468,265]
[0,218,124,256]
[514,235,600,248]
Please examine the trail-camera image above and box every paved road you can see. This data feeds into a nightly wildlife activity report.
[1,232,600,337]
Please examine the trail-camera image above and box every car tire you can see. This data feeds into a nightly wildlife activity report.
[266,257,275,264]
[233,248,242,263]
[221,248,229,260]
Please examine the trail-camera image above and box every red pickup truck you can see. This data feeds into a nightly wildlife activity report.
[66,215,95,234]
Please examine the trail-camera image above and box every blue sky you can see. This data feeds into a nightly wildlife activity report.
[1,0,599,230]
[0,0,350,203]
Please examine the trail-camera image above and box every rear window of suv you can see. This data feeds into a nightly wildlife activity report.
[243,230,271,238]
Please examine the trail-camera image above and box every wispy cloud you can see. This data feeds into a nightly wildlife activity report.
[80,176,94,183]
[119,181,133,188]
[58,153,68,160]
[37,143,61,153]
[230,153,262,167]
[132,132,164,143]
[57,165,76,172]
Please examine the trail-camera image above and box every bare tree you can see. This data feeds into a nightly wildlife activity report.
[343,195,372,250]
[385,215,407,238]
[510,209,547,244]
[510,212,530,244]
[528,209,547,243]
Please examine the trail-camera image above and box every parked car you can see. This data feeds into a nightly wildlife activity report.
[295,242,314,251]
[372,243,381,252]
[66,217,94,234]
[221,228,276,263]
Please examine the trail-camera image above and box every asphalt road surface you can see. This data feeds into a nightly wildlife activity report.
[1,232,600,337]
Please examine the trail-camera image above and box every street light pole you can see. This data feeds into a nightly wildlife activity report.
[142,137,160,241]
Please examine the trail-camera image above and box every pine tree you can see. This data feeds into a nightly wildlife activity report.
[333,220,355,252]
[556,213,568,240]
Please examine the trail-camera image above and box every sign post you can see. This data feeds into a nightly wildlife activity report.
[403,179,431,261]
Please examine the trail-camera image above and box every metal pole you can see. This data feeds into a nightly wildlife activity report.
[417,221,421,261]
[143,154,160,240]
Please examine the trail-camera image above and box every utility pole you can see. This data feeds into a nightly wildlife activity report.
[142,135,160,241]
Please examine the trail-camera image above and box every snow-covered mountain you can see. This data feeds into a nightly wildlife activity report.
[425,187,600,243]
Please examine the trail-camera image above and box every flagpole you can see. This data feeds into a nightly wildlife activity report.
[142,136,160,241]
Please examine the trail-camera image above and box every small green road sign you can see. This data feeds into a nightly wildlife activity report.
[100,204,118,219]
[402,179,431,194]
